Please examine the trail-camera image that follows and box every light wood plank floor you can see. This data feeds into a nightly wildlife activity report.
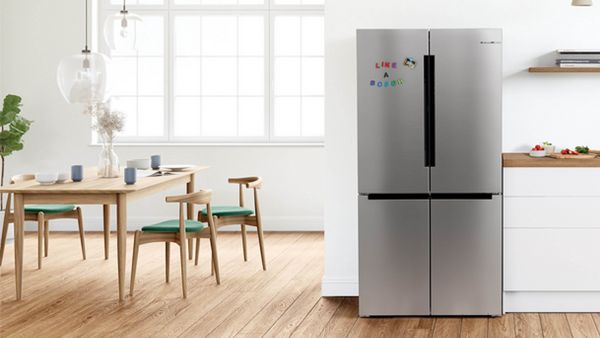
[1,232,598,337]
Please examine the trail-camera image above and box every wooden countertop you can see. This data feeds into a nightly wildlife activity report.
[503,153,600,168]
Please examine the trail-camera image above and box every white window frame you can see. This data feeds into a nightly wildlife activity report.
[96,0,324,144]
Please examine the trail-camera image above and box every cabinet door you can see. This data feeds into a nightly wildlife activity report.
[431,196,502,315]
[359,196,430,316]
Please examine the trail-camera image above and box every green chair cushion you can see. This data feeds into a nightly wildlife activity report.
[201,206,254,217]
[24,204,76,214]
[141,219,206,233]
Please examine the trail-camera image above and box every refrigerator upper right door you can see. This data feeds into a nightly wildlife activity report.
[429,29,503,193]
[357,29,429,194]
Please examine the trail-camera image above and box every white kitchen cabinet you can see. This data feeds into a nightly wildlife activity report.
[504,167,600,312]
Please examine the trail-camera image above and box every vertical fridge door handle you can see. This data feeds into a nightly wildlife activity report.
[424,55,436,167]
[424,56,431,167]
[429,55,436,167]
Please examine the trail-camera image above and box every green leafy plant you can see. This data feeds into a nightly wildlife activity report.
[0,95,32,209]
[575,146,590,154]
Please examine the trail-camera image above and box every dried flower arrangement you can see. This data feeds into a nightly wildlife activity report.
[86,102,125,143]
[86,102,125,178]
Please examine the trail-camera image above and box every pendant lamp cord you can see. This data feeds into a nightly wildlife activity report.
[123,0,127,12]
[83,0,90,53]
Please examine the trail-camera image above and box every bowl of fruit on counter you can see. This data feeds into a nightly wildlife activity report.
[529,144,547,158]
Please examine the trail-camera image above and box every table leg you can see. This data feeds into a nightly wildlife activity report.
[13,193,24,300]
[186,173,196,260]
[103,204,110,260]
[117,194,127,301]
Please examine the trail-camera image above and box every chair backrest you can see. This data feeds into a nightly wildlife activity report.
[165,190,214,236]
[11,174,35,184]
[165,190,212,205]
[228,177,262,189]
[228,177,262,214]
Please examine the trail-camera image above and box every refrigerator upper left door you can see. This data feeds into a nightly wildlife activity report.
[357,29,429,194]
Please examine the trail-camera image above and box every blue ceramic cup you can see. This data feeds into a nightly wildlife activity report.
[151,155,161,170]
[71,165,83,182]
[124,167,137,185]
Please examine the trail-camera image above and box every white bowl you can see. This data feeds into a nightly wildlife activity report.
[56,172,69,183]
[127,159,150,170]
[529,150,547,158]
[35,172,58,185]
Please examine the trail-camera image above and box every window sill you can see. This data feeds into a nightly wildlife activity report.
[89,142,324,147]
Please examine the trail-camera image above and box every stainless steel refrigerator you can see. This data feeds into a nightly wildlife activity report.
[357,29,503,316]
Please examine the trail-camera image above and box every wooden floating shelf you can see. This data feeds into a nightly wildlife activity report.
[529,67,600,73]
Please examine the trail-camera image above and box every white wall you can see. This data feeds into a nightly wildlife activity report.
[323,0,600,296]
[0,0,324,236]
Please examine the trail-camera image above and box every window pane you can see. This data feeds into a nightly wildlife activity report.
[302,97,324,136]
[274,97,301,136]
[175,58,201,95]
[174,97,201,136]
[274,57,301,96]
[110,57,137,96]
[174,0,264,4]
[274,0,324,4]
[174,0,201,4]
[138,57,164,95]
[175,16,201,56]
[138,97,164,136]
[202,57,237,96]
[202,97,237,136]
[111,97,137,136]
[202,16,237,56]
[238,97,264,136]
[238,16,264,56]
[302,16,324,56]
[115,0,164,4]
[202,0,236,4]
[274,16,300,56]
[239,57,264,96]
[301,57,324,96]
[137,16,164,56]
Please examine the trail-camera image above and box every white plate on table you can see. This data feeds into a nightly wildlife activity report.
[159,165,193,172]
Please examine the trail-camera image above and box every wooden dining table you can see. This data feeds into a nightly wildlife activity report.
[0,166,208,301]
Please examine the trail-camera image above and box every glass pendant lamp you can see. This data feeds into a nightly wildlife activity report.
[57,0,109,105]
[103,0,143,51]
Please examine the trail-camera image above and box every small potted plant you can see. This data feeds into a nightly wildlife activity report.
[543,141,555,156]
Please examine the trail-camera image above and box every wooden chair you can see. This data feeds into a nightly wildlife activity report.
[0,174,86,269]
[130,190,220,299]
[198,177,266,271]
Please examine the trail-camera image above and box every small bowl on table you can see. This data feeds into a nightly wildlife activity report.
[35,173,58,185]
[126,159,150,170]
[56,172,69,183]
[529,150,547,158]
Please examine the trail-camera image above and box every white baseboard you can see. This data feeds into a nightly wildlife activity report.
[505,291,600,312]
[321,277,358,296]
[19,216,323,232]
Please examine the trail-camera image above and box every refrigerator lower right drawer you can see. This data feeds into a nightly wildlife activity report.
[431,196,502,316]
